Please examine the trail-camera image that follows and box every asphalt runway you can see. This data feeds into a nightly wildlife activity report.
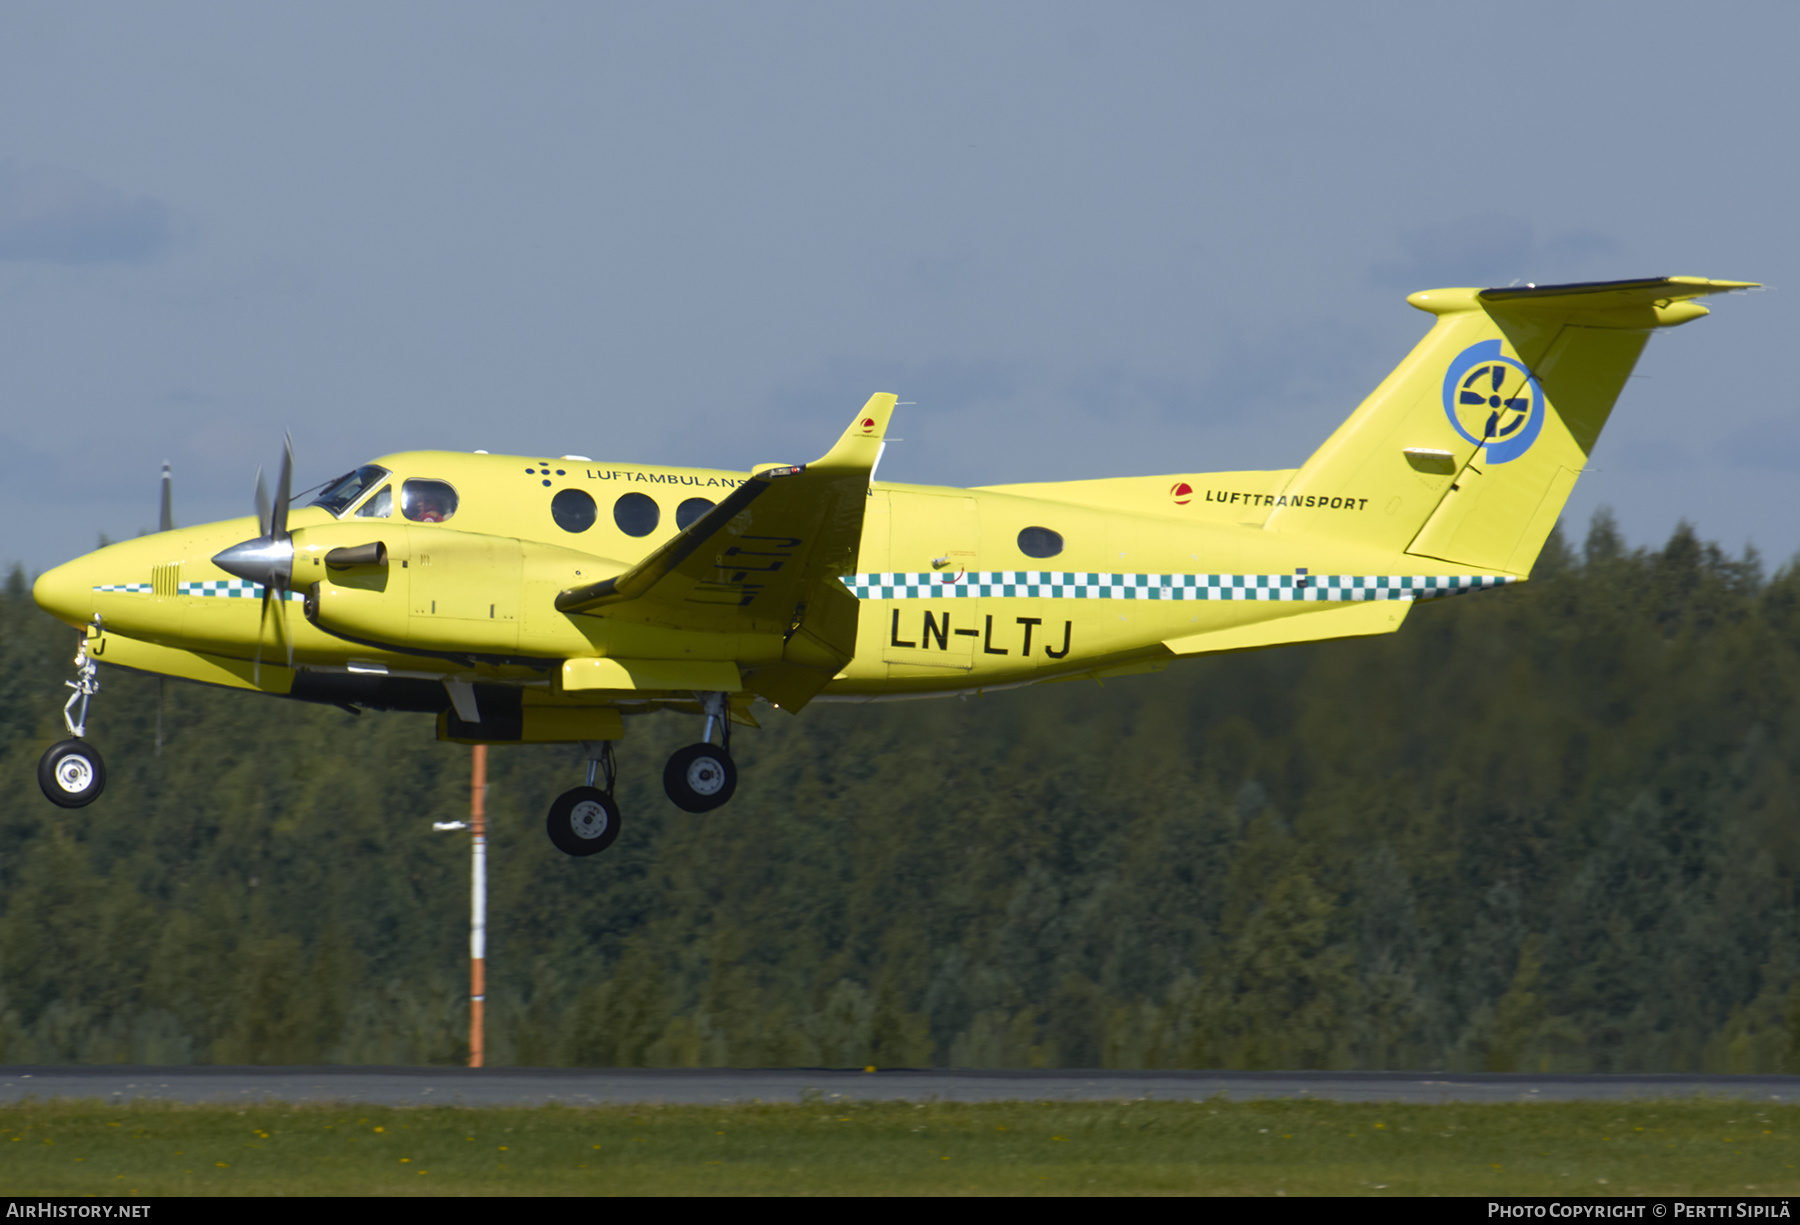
[3,1067,1799,1108]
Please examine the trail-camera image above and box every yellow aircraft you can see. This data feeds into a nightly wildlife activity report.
[31,276,1755,854]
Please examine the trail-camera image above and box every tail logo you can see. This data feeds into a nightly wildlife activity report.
[1441,340,1546,465]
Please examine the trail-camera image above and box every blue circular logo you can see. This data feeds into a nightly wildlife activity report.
[1441,339,1546,465]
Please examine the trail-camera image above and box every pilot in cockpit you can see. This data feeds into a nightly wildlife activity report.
[400,478,458,524]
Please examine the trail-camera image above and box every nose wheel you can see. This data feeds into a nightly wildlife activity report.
[546,739,622,857]
[39,631,106,808]
[39,739,105,808]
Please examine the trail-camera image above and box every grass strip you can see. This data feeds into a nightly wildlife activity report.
[1,1096,1797,1196]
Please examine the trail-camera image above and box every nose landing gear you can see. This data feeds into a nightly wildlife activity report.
[38,633,105,809]
[545,740,621,857]
[663,692,738,813]
[39,739,105,808]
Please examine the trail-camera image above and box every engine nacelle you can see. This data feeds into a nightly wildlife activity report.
[295,524,618,657]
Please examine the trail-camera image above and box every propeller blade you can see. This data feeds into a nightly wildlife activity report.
[159,462,174,533]
[272,432,293,542]
[254,584,290,682]
[254,467,271,539]
[252,575,294,684]
[1491,364,1505,392]
[255,585,269,684]
[273,587,291,668]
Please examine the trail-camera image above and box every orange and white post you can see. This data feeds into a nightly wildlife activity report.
[469,743,488,1068]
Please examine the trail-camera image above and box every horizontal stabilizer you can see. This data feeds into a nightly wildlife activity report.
[1411,276,1759,329]
[1476,275,1759,309]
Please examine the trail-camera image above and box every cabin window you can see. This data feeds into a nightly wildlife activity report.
[676,497,715,530]
[311,466,390,516]
[614,492,660,536]
[1017,526,1063,559]
[552,488,597,533]
[401,479,459,523]
[354,485,392,519]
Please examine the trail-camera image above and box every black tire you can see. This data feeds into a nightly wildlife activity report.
[663,743,737,813]
[546,786,621,856]
[39,739,105,808]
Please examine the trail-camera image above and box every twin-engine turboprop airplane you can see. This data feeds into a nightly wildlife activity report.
[32,276,1755,854]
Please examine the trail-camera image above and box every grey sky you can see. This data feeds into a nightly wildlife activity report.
[1,2,1791,576]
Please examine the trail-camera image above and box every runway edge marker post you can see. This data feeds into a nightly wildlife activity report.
[471,742,487,1069]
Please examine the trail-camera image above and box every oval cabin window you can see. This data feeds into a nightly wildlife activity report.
[614,491,661,537]
[1017,526,1063,559]
[551,488,597,533]
[676,497,715,530]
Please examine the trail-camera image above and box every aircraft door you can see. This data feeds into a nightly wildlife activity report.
[881,491,981,671]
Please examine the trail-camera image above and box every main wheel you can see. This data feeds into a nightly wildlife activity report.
[546,786,621,856]
[663,743,737,813]
[39,739,105,808]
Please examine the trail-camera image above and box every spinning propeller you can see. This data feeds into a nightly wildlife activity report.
[157,461,174,753]
[211,433,297,682]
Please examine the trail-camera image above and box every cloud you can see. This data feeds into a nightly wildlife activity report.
[1715,419,1800,473]
[1062,320,1375,426]
[1607,438,1695,476]
[0,160,172,264]
[1368,214,1616,290]
[764,355,1020,425]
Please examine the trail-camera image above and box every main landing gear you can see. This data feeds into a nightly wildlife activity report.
[38,634,105,809]
[542,694,742,857]
[663,692,737,813]
[546,740,621,857]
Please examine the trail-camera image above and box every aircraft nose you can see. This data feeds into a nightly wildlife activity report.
[33,557,94,627]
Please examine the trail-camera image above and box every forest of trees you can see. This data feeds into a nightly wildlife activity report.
[3,512,1800,1072]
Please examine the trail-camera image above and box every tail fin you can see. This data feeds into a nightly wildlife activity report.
[1263,276,1756,575]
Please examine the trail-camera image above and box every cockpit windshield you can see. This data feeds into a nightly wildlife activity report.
[310,466,390,517]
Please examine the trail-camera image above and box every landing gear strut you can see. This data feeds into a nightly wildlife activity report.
[39,632,105,809]
[545,740,621,857]
[663,692,738,813]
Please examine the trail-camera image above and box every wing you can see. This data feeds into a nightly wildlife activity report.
[556,393,897,710]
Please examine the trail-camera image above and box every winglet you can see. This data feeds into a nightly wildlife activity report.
[812,393,898,472]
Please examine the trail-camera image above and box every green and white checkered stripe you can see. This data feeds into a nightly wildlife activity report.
[840,571,1514,602]
[181,579,301,600]
[94,580,302,601]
